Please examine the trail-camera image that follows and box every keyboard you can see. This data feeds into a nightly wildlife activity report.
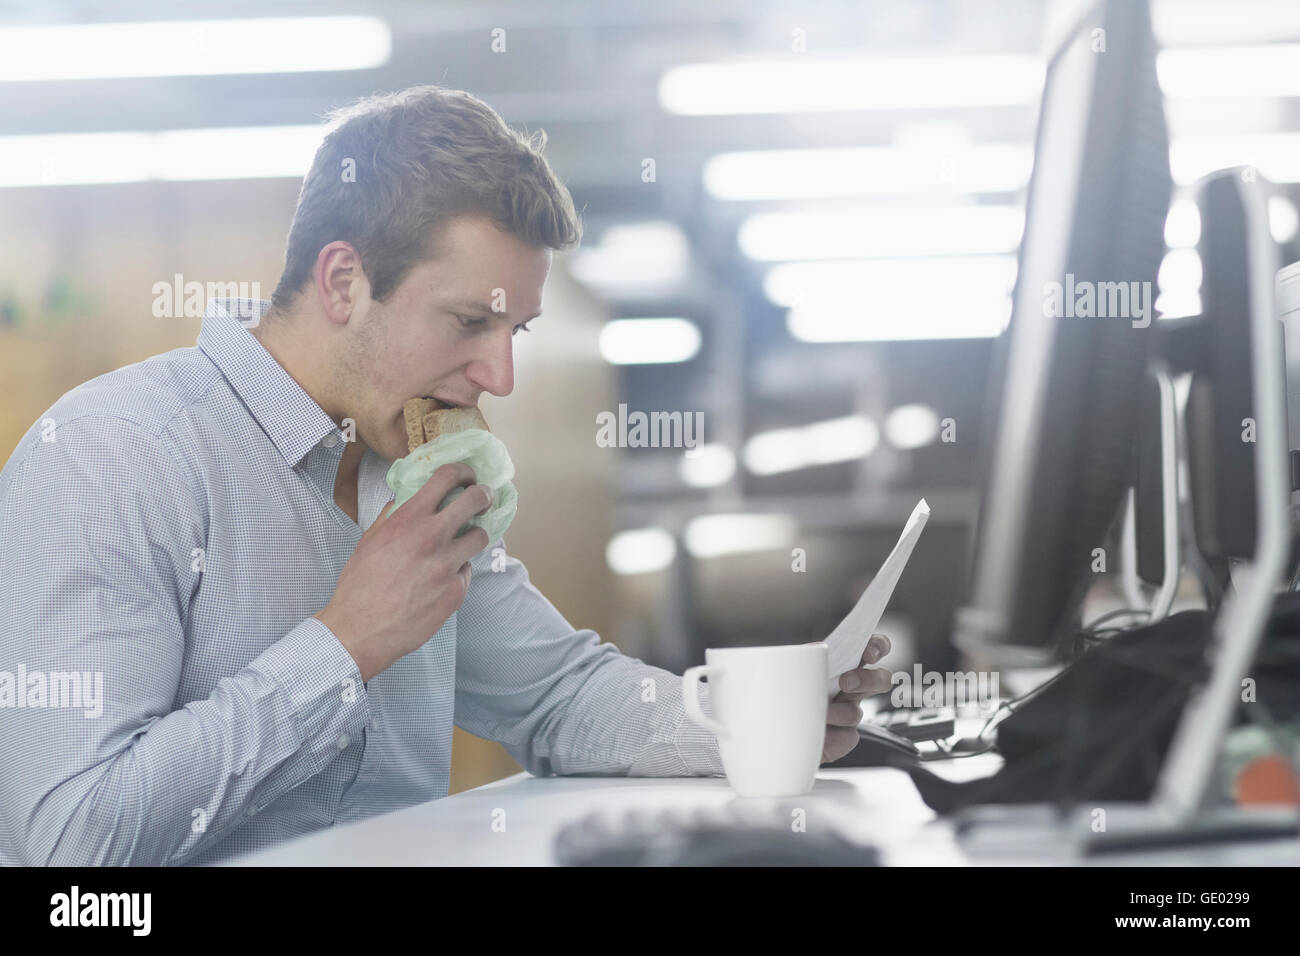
[554,806,880,866]
[871,706,957,742]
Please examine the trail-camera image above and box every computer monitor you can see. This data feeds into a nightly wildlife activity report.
[946,0,1292,844]
[1121,177,1270,618]
[1145,174,1293,602]
[1150,168,1290,823]
[1184,176,1264,581]
[954,0,1172,665]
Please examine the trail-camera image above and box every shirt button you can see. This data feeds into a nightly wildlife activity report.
[323,433,339,448]
[336,734,350,750]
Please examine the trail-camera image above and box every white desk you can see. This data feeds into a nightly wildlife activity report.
[230,753,995,866]
[231,753,1300,866]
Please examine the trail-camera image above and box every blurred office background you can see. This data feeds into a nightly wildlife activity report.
[2,0,1299,789]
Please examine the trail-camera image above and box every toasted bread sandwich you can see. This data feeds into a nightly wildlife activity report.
[403,398,490,452]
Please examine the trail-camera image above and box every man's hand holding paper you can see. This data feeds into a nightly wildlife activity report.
[822,632,893,763]
[816,498,930,763]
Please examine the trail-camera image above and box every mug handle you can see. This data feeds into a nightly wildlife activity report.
[681,665,730,740]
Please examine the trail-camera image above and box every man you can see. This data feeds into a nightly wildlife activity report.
[0,86,891,865]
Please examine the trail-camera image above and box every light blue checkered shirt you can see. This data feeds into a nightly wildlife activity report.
[0,299,721,866]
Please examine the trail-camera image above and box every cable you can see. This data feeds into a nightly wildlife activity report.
[922,738,997,761]
[1084,606,1152,630]
[931,608,1170,766]
[948,615,1150,758]
[924,665,1073,760]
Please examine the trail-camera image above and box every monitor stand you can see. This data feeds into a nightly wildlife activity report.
[1117,362,1181,623]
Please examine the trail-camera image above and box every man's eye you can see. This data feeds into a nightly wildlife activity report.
[457,314,487,329]
[512,321,532,336]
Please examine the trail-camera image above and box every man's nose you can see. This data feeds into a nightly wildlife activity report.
[466,331,514,398]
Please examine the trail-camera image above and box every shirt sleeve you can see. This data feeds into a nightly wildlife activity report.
[0,416,370,865]
[452,540,723,778]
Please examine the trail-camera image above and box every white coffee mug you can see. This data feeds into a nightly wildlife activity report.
[681,643,828,798]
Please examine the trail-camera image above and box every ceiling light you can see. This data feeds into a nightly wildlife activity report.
[764,256,1017,309]
[1169,134,1300,185]
[743,416,878,475]
[739,206,1025,261]
[680,444,736,488]
[787,297,1012,342]
[1158,249,1203,293]
[0,125,324,186]
[1270,196,1299,243]
[884,404,942,450]
[684,514,798,558]
[660,56,1043,115]
[0,17,390,81]
[599,318,701,365]
[1158,44,1300,99]
[703,143,1033,201]
[1164,199,1201,248]
[570,221,689,292]
[606,528,676,575]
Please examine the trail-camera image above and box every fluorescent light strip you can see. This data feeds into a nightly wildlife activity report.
[1158,44,1300,99]
[787,298,1012,342]
[743,416,879,475]
[599,318,701,365]
[764,256,1018,309]
[684,514,798,558]
[569,221,689,290]
[1153,0,1300,46]
[0,126,325,186]
[739,206,1025,261]
[0,17,390,81]
[711,134,1300,207]
[704,143,1034,200]
[660,57,1044,115]
[1170,133,1300,185]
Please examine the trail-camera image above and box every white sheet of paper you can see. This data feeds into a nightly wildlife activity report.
[825,498,930,697]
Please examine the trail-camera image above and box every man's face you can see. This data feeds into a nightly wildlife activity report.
[338,214,551,462]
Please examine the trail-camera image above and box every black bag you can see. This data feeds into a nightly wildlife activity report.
[900,593,1300,815]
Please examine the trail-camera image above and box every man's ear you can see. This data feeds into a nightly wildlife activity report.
[314,240,367,327]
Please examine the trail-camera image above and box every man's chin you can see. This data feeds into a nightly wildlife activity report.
[337,422,392,462]
[382,421,410,461]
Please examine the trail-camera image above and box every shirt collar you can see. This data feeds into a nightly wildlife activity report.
[198,298,340,468]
